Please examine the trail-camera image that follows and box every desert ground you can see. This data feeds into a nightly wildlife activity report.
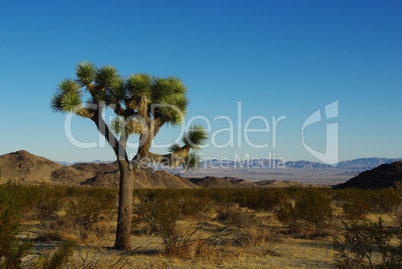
[0,185,399,269]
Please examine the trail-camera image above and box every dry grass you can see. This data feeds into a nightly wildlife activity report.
[12,187,401,268]
[22,210,337,268]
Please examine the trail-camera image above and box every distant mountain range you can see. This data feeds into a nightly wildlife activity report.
[2,150,399,189]
[59,158,402,172]
[335,158,402,170]
[57,157,402,171]
[56,160,114,166]
[202,158,402,171]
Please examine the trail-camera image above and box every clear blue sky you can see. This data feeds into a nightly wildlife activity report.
[0,0,401,163]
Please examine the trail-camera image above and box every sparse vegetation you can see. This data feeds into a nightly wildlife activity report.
[36,240,76,269]
[0,182,401,268]
[0,183,32,269]
[333,217,401,268]
[275,188,333,236]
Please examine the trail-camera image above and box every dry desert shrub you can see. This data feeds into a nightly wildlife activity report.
[207,225,276,248]
[67,245,133,269]
[162,236,217,259]
[274,188,333,237]
[342,197,371,220]
[0,183,32,268]
[333,217,399,268]
[336,188,402,216]
[136,191,208,258]
[367,189,401,214]
[35,189,115,244]
[35,240,76,269]
[177,195,211,220]
[233,188,289,212]
[216,205,263,231]
[63,193,115,240]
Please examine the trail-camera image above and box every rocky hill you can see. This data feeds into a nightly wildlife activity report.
[0,150,197,188]
[188,176,256,188]
[254,180,305,188]
[0,150,63,183]
[337,161,402,189]
[0,150,316,189]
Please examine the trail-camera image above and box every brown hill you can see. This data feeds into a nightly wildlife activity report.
[71,162,118,173]
[82,168,198,189]
[254,180,304,188]
[0,150,308,189]
[188,176,256,188]
[0,150,63,184]
[0,150,198,189]
[188,176,308,188]
[337,161,402,189]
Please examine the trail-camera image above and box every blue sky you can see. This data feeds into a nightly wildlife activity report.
[0,0,401,163]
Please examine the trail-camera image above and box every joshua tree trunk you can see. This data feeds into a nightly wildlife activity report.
[92,112,133,250]
[113,160,133,250]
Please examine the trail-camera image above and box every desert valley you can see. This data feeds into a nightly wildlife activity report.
[1,150,402,268]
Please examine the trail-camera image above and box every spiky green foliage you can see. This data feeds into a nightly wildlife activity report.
[168,143,182,154]
[50,93,64,113]
[126,74,152,99]
[166,125,207,170]
[76,62,97,86]
[95,66,119,87]
[182,124,208,150]
[57,78,80,93]
[154,102,185,126]
[110,116,127,138]
[151,77,187,103]
[165,76,187,95]
[151,77,173,101]
[60,92,83,113]
[51,62,207,172]
[50,79,83,113]
[148,77,188,126]
[102,77,126,106]
[183,151,202,171]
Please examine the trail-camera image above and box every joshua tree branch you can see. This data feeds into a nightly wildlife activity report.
[76,107,95,118]
[91,110,128,162]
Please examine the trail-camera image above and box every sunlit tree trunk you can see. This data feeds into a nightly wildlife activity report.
[113,160,133,250]
[93,111,133,250]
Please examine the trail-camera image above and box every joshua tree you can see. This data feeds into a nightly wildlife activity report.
[51,62,207,250]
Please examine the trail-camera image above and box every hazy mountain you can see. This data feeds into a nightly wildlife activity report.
[57,157,402,171]
[284,160,333,169]
[55,160,114,166]
[336,158,402,170]
[197,158,402,171]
